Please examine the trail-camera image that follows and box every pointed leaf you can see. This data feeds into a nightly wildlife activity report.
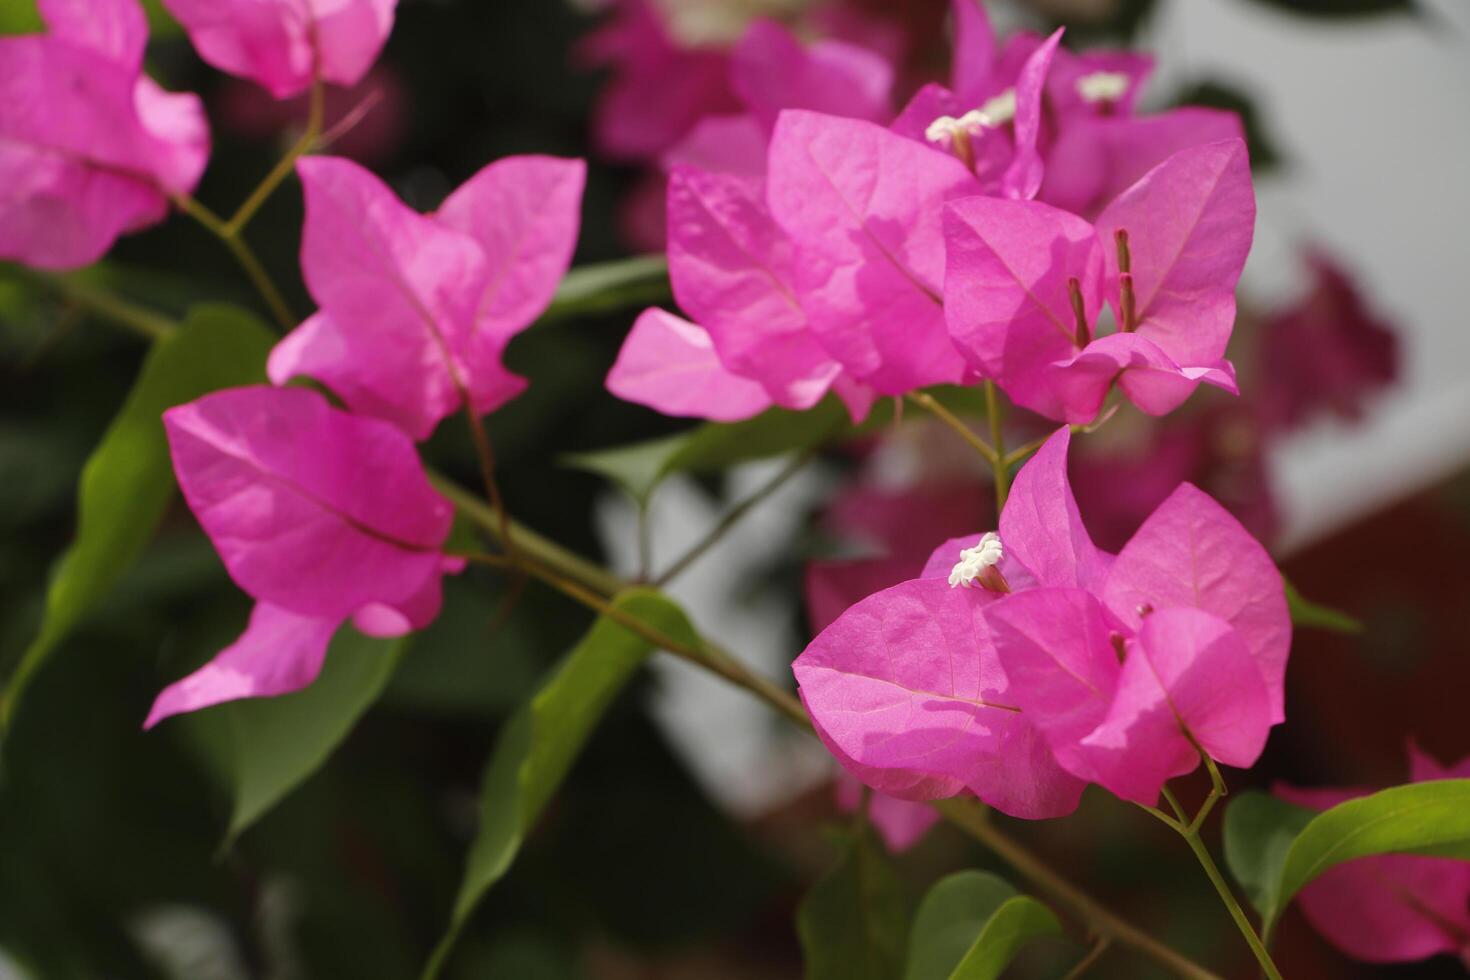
[1284,578,1363,634]
[798,827,910,980]
[1222,791,1316,920]
[1,303,273,733]
[538,254,669,324]
[184,626,408,846]
[424,591,700,979]
[905,871,1017,980]
[1266,780,1470,934]
[949,895,1062,980]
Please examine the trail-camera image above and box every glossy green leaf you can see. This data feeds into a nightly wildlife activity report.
[1284,578,1363,634]
[423,590,700,980]
[1222,791,1316,922]
[1,303,274,733]
[798,827,910,980]
[186,627,408,847]
[905,871,1059,980]
[1226,781,1470,936]
[1273,780,1470,927]
[539,254,669,324]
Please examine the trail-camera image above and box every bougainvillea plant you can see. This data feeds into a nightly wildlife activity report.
[1,0,1450,978]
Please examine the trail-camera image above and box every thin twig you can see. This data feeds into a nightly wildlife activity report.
[906,392,997,464]
[1062,938,1112,980]
[14,270,178,341]
[654,447,820,586]
[224,77,325,237]
[171,192,297,332]
[985,381,1010,509]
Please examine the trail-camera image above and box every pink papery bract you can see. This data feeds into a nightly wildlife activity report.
[834,773,941,852]
[269,154,584,440]
[162,0,397,99]
[0,0,209,270]
[730,19,893,130]
[767,110,974,394]
[943,139,1253,423]
[798,426,1287,814]
[792,576,1085,819]
[606,308,774,421]
[150,385,456,725]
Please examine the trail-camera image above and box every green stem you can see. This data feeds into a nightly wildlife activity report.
[985,381,1010,510]
[15,270,178,341]
[224,77,325,237]
[172,193,296,332]
[446,491,1221,980]
[906,392,997,464]
[654,446,819,586]
[1161,785,1281,979]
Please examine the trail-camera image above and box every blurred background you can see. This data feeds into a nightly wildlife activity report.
[1,0,1468,977]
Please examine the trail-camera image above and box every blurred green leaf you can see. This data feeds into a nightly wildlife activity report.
[561,433,692,508]
[1174,79,1285,172]
[1223,791,1316,921]
[539,255,669,324]
[1229,781,1470,936]
[184,628,408,847]
[798,827,909,980]
[1,304,273,735]
[1284,578,1363,634]
[904,871,1059,980]
[0,0,178,36]
[950,896,1061,979]
[424,590,699,980]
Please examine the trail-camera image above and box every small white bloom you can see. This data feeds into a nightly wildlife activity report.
[948,532,1004,589]
[1077,70,1131,105]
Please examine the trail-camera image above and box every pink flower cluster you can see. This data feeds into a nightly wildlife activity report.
[148,154,585,726]
[0,0,595,725]
[794,429,1290,819]
[603,0,1252,427]
[0,0,399,270]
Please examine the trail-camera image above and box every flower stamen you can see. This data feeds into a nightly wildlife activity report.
[948,532,1010,592]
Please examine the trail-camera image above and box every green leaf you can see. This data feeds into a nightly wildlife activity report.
[904,871,1059,980]
[798,827,910,980]
[1222,791,1316,921]
[950,896,1061,980]
[1284,578,1363,634]
[423,590,700,980]
[185,628,408,847]
[1228,781,1470,936]
[561,433,693,508]
[1,303,274,733]
[539,255,669,324]
[1230,783,1470,933]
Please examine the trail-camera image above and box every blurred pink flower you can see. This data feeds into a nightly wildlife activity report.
[0,0,209,270]
[1276,743,1470,967]
[148,386,460,725]
[944,139,1253,423]
[794,427,1289,816]
[606,161,874,422]
[162,0,397,99]
[215,66,407,164]
[835,773,940,852]
[1258,250,1399,433]
[269,154,584,440]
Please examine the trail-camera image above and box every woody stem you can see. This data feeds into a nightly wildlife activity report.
[445,483,1223,980]
[171,193,296,332]
[905,392,997,464]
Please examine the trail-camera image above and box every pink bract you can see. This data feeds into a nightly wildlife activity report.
[606,308,774,422]
[1275,744,1470,967]
[150,385,458,725]
[767,110,974,394]
[795,427,1288,813]
[268,154,584,440]
[162,0,397,99]
[834,773,940,853]
[0,0,209,270]
[944,139,1254,423]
